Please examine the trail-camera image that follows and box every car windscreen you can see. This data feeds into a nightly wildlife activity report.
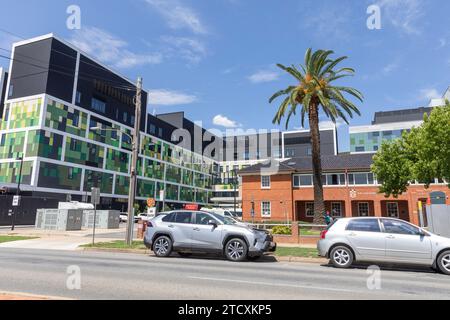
[210,213,236,225]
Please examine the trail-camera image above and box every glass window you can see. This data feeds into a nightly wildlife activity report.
[346,219,381,232]
[358,202,370,217]
[354,173,368,185]
[305,202,314,217]
[261,202,271,217]
[75,91,82,104]
[162,213,175,222]
[295,175,312,186]
[331,202,342,217]
[293,175,300,187]
[174,212,192,224]
[195,212,213,225]
[386,202,399,218]
[355,146,365,152]
[382,219,420,235]
[261,176,271,188]
[149,124,156,135]
[91,97,106,113]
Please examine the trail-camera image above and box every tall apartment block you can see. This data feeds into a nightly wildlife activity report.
[0,34,219,212]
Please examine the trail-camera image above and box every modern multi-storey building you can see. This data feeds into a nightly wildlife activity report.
[0,34,219,214]
[211,126,338,208]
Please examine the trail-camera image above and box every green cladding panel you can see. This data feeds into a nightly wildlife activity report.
[0,161,33,184]
[38,162,82,190]
[45,99,87,137]
[84,169,113,194]
[0,131,26,159]
[26,130,63,160]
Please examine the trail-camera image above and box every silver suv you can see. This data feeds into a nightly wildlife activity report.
[318,217,450,275]
[144,210,276,261]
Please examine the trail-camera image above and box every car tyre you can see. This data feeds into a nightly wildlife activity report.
[330,245,354,269]
[224,238,248,262]
[437,250,450,275]
[153,236,172,257]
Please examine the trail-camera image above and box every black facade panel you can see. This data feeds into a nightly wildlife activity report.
[8,38,52,99]
[0,71,7,118]
[46,39,77,102]
[76,54,147,130]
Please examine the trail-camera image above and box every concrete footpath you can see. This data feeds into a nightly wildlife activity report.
[0,225,133,251]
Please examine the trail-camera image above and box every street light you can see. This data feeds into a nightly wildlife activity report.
[11,154,24,231]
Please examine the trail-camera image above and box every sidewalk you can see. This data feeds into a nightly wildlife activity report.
[0,225,135,251]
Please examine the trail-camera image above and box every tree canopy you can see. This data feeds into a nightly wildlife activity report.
[372,101,450,197]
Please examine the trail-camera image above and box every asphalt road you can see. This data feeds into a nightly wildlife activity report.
[0,248,449,300]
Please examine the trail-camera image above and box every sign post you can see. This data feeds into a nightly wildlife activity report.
[91,188,100,245]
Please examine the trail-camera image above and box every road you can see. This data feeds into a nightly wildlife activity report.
[0,248,449,300]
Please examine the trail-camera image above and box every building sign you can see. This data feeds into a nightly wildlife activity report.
[12,195,20,207]
[184,204,199,211]
[147,198,156,208]
[91,188,100,205]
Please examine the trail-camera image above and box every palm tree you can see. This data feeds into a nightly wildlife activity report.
[270,48,363,224]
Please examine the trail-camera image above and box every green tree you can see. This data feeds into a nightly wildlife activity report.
[270,48,363,224]
[372,101,450,197]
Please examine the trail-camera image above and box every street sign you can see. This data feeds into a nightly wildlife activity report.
[91,188,100,205]
[159,190,165,201]
[147,198,156,208]
[12,195,20,207]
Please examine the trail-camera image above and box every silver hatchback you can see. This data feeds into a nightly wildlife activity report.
[144,210,276,262]
[317,217,450,275]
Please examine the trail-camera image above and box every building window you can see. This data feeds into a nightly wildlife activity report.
[373,145,379,152]
[149,124,156,135]
[358,202,370,217]
[158,128,163,137]
[386,202,399,218]
[355,146,365,152]
[293,174,313,187]
[75,91,82,104]
[123,112,128,123]
[8,85,13,97]
[331,202,342,217]
[305,202,314,217]
[325,173,346,186]
[307,147,312,156]
[261,176,271,189]
[348,172,376,185]
[261,201,271,218]
[91,97,106,114]
[285,148,295,158]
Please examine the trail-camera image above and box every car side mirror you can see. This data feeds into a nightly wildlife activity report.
[419,229,428,237]
[208,220,218,228]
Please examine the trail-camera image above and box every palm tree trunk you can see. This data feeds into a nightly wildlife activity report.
[308,101,325,225]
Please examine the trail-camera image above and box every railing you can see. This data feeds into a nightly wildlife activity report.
[247,222,327,234]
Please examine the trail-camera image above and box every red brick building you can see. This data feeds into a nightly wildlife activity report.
[239,154,449,225]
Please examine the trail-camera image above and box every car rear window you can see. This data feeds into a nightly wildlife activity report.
[346,219,381,232]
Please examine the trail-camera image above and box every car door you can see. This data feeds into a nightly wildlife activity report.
[168,211,194,250]
[345,218,386,260]
[191,212,223,251]
[381,219,432,264]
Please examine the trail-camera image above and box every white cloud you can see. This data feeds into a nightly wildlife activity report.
[382,62,398,75]
[376,0,424,34]
[248,70,280,84]
[419,88,441,101]
[145,0,207,34]
[69,26,162,69]
[213,114,241,128]
[319,119,345,130]
[148,89,197,106]
[160,36,207,64]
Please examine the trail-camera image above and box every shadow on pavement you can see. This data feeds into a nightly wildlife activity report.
[320,261,440,275]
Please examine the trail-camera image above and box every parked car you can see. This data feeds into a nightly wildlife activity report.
[317,217,450,275]
[138,212,155,222]
[144,210,276,261]
[119,213,128,223]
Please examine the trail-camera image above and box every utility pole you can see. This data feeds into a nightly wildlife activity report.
[125,77,142,246]
[11,155,24,231]
[233,169,237,215]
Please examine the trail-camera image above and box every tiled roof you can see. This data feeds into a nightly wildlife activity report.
[238,153,375,175]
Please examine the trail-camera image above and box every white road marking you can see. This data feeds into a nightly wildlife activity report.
[188,276,358,293]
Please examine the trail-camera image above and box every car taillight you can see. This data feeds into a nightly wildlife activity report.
[146,221,153,227]
[320,229,328,239]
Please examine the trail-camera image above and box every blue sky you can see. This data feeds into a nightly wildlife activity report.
[0,0,449,151]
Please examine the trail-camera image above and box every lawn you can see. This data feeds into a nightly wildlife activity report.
[299,228,322,236]
[0,236,37,244]
[274,247,319,258]
[81,240,147,250]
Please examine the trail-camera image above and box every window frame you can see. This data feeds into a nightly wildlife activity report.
[305,202,314,217]
[261,175,271,189]
[293,174,313,187]
[331,202,342,217]
[358,202,370,217]
[261,201,271,218]
[386,202,399,218]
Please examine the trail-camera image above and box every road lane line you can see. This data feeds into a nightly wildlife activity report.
[188,276,359,293]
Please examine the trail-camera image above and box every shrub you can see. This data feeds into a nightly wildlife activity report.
[271,226,292,235]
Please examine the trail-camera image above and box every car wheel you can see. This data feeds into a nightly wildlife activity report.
[153,236,172,257]
[330,246,354,269]
[224,238,248,262]
[178,252,192,258]
[437,250,450,275]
